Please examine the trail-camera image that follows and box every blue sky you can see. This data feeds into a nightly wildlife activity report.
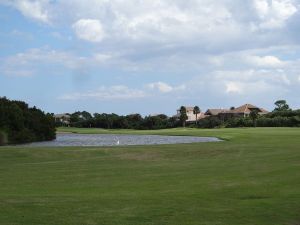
[1,0,300,115]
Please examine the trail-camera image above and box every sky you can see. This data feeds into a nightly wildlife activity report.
[1,0,300,116]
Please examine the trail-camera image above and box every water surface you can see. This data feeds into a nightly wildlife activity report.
[24,133,221,147]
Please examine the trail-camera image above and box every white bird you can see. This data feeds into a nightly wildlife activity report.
[115,137,120,145]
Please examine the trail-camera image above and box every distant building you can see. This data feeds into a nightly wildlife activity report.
[54,113,70,126]
[218,104,269,119]
[204,109,229,116]
[176,106,206,122]
[203,104,269,120]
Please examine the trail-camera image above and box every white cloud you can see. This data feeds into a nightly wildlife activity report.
[279,73,291,85]
[1,48,83,75]
[224,79,276,96]
[2,0,244,46]
[59,81,188,101]
[0,47,114,76]
[1,0,300,111]
[253,0,269,17]
[147,82,186,93]
[113,1,238,44]
[253,0,298,29]
[246,55,286,68]
[225,82,243,94]
[189,69,293,98]
[2,0,51,23]
[147,82,173,93]
[72,19,105,42]
[1,0,298,51]
[3,69,34,77]
[214,69,292,85]
[93,53,112,62]
[59,85,147,101]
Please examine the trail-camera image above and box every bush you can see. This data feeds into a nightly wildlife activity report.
[0,130,7,146]
[12,129,35,144]
[226,117,253,128]
[198,116,223,128]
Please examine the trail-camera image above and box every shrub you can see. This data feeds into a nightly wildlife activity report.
[198,116,223,128]
[0,130,8,146]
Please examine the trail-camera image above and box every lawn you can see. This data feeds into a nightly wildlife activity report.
[1,128,300,225]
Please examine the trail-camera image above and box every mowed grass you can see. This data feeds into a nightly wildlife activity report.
[1,128,300,225]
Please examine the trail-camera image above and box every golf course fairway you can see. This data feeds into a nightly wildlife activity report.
[0,127,300,225]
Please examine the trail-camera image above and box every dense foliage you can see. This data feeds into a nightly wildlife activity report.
[198,110,300,129]
[0,97,56,145]
[63,111,180,130]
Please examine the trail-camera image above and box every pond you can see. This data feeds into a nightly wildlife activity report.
[24,133,221,147]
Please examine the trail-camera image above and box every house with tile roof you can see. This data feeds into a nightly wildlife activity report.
[174,104,269,122]
[219,104,269,119]
[205,109,229,116]
[175,106,206,122]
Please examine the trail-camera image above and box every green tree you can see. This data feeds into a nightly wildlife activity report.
[179,106,188,127]
[249,109,259,127]
[81,111,92,120]
[0,97,56,144]
[274,100,290,112]
[193,106,201,125]
[0,130,7,146]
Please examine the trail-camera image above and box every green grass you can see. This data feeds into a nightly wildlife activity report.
[1,127,300,225]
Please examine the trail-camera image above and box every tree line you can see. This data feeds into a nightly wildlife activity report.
[0,97,56,145]
[1,97,297,145]
[57,112,181,130]
[62,100,300,130]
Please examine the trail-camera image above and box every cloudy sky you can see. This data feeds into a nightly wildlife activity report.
[1,0,300,115]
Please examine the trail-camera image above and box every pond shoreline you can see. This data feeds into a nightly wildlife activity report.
[23,133,221,147]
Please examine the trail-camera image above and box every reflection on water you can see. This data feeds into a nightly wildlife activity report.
[24,133,221,147]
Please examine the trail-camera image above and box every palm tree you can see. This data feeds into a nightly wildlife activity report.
[179,106,188,127]
[193,106,201,125]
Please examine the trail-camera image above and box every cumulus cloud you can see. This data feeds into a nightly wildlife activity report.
[2,0,299,50]
[72,19,105,42]
[59,81,187,101]
[59,85,147,101]
[0,47,114,76]
[225,80,275,95]
[147,82,173,93]
[218,69,291,83]
[253,0,298,29]
[184,68,294,100]
[225,82,243,94]
[1,0,51,23]
[147,82,185,93]
[1,0,300,109]
[1,48,81,76]
[245,55,286,68]
[93,53,112,62]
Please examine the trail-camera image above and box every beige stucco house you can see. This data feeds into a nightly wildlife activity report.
[176,106,206,122]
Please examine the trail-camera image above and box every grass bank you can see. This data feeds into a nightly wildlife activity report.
[0,128,300,225]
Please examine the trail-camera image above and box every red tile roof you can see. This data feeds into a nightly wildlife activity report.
[225,104,269,114]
